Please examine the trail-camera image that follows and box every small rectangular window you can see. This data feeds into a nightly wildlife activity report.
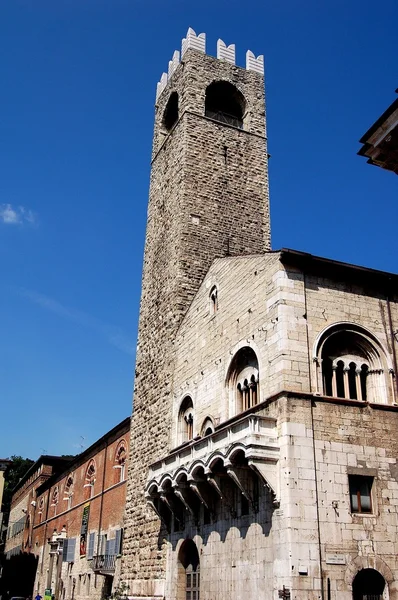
[349,475,373,514]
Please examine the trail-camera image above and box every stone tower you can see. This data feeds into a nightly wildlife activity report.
[122,28,270,595]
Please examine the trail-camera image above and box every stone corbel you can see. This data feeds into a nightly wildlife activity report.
[188,477,215,519]
[248,460,280,507]
[226,466,258,512]
[206,473,237,518]
[145,492,162,520]
[173,483,199,524]
[159,492,181,518]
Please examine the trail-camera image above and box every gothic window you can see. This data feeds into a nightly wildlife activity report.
[178,396,194,444]
[163,91,179,131]
[205,81,246,129]
[318,325,389,404]
[201,417,215,437]
[209,286,218,315]
[227,347,259,415]
[64,476,74,510]
[38,497,45,523]
[84,460,96,500]
[114,441,128,483]
[51,487,59,516]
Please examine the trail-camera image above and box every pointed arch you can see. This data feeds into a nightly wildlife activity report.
[227,346,259,415]
[178,395,194,444]
[114,439,128,483]
[84,460,96,500]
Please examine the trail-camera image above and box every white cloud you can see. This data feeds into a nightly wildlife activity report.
[0,203,37,225]
[18,288,135,356]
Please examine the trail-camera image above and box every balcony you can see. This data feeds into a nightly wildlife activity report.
[146,413,280,525]
[91,554,116,574]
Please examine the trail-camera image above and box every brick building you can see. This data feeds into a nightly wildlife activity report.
[119,29,398,600]
[2,456,70,597]
[3,418,129,600]
[32,417,129,600]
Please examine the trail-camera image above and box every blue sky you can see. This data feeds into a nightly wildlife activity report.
[1,1,397,460]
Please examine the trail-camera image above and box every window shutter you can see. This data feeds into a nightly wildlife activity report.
[114,529,123,555]
[106,538,116,556]
[87,532,95,559]
[66,537,76,562]
[62,539,69,562]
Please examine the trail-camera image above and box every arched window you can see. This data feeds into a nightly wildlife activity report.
[64,476,74,510]
[205,81,246,129]
[201,417,215,437]
[227,347,259,414]
[114,441,127,483]
[209,286,218,315]
[84,461,96,500]
[317,325,389,404]
[51,487,59,516]
[177,539,200,600]
[163,91,179,131]
[178,396,194,444]
[38,497,45,523]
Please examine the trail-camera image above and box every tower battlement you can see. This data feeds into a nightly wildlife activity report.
[156,27,264,101]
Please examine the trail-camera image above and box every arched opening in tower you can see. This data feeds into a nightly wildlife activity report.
[163,91,179,131]
[205,81,245,129]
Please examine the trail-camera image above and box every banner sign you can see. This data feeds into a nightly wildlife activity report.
[80,503,90,557]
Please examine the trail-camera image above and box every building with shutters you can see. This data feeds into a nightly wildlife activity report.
[119,28,398,600]
[3,417,129,600]
[2,456,72,598]
[32,417,130,600]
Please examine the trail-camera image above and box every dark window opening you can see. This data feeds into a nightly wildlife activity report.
[210,286,218,315]
[349,475,373,514]
[348,362,358,400]
[163,92,179,131]
[323,358,333,396]
[205,81,245,129]
[360,364,368,401]
[241,494,249,516]
[336,361,345,398]
[203,506,211,525]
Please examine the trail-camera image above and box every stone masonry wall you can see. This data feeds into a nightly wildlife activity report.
[122,46,270,594]
[161,252,398,599]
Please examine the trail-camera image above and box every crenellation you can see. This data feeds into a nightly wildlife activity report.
[181,27,206,57]
[168,49,180,79]
[246,49,265,74]
[217,38,236,64]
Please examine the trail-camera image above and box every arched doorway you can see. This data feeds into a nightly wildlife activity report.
[177,539,200,600]
[353,569,386,600]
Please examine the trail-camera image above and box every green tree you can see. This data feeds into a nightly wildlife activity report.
[2,455,34,513]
